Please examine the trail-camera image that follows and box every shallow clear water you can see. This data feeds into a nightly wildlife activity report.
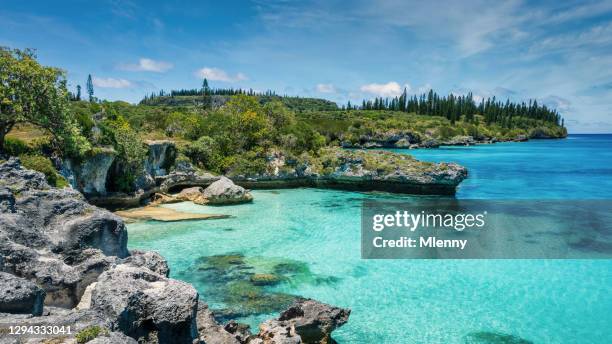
[128,135,612,343]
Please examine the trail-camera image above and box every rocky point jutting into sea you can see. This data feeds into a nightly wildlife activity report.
[0,158,350,344]
[57,140,468,208]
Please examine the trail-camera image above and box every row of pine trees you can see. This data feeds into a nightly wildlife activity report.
[135,80,562,128]
[350,89,563,127]
[140,79,277,104]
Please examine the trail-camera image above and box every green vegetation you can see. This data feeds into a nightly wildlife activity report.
[300,109,567,144]
[354,89,563,127]
[0,47,90,156]
[75,326,108,344]
[19,154,69,188]
[0,47,567,193]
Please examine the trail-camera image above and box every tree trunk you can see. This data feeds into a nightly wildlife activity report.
[0,130,6,155]
[0,122,15,155]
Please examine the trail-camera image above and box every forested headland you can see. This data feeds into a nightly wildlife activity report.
[1,47,566,193]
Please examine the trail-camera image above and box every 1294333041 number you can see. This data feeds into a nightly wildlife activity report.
[0,324,73,339]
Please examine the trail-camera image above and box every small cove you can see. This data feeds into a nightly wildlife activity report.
[128,135,612,343]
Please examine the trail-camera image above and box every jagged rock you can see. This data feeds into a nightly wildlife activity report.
[394,138,412,148]
[197,303,244,344]
[224,320,252,343]
[0,158,127,308]
[203,177,253,205]
[254,298,350,344]
[176,186,208,205]
[514,135,529,142]
[75,282,96,311]
[158,170,219,192]
[0,157,353,344]
[31,249,117,308]
[145,140,177,177]
[443,135,476,146]
[91,265,199,344]
[151,192,179,205]
[230,148,467,195]
[0,307,111,340]
[122,249,170,277]
[348,131,421,148]
[88,331,139,344]
[0,187,15,212]
[61,148,116,195]
[0,272,46,315]
[419,138,440,148]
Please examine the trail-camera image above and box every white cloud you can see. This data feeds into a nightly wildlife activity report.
[92,77,132,88]
[120,58,173,72]
[316,83,336,93]
[195,67,247,82]
[360,82,403,97]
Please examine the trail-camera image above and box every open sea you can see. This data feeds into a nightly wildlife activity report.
[128,134,612,343]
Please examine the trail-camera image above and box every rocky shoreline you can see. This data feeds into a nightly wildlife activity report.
[340,131,565,149]
[58,141,468,209]
[0,158,350,343]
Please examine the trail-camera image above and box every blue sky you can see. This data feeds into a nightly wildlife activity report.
[1,0,612,133]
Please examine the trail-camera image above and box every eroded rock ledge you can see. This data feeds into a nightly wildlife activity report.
[0,158,350,344]
[230,148,468,196]
[57,138,466,208]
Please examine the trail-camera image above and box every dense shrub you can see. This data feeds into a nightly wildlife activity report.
[19,154,68,188]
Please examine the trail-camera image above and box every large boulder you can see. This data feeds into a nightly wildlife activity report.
[176,186,208,205]
[91,265,199,344]
[203,177,253,205]
[255,298,350,344]
[0,272,46,315]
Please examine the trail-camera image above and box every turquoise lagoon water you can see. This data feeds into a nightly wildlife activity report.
[128,135,612,343]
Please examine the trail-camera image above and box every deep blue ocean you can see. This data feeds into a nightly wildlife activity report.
[128,134,612,343]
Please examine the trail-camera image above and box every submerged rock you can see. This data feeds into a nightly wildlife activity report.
[464,331,533,344]
[0,272,46,315]
[250,273,283,286]
[203,176,254,205]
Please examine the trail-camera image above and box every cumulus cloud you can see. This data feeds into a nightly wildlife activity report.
[359,82,405,97]
[120,58,173,72]
[195,67,247,82]
[92,77,132,88]
[316,83,336,93]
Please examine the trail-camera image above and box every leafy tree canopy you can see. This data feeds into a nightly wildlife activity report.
[0,47,89,156]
